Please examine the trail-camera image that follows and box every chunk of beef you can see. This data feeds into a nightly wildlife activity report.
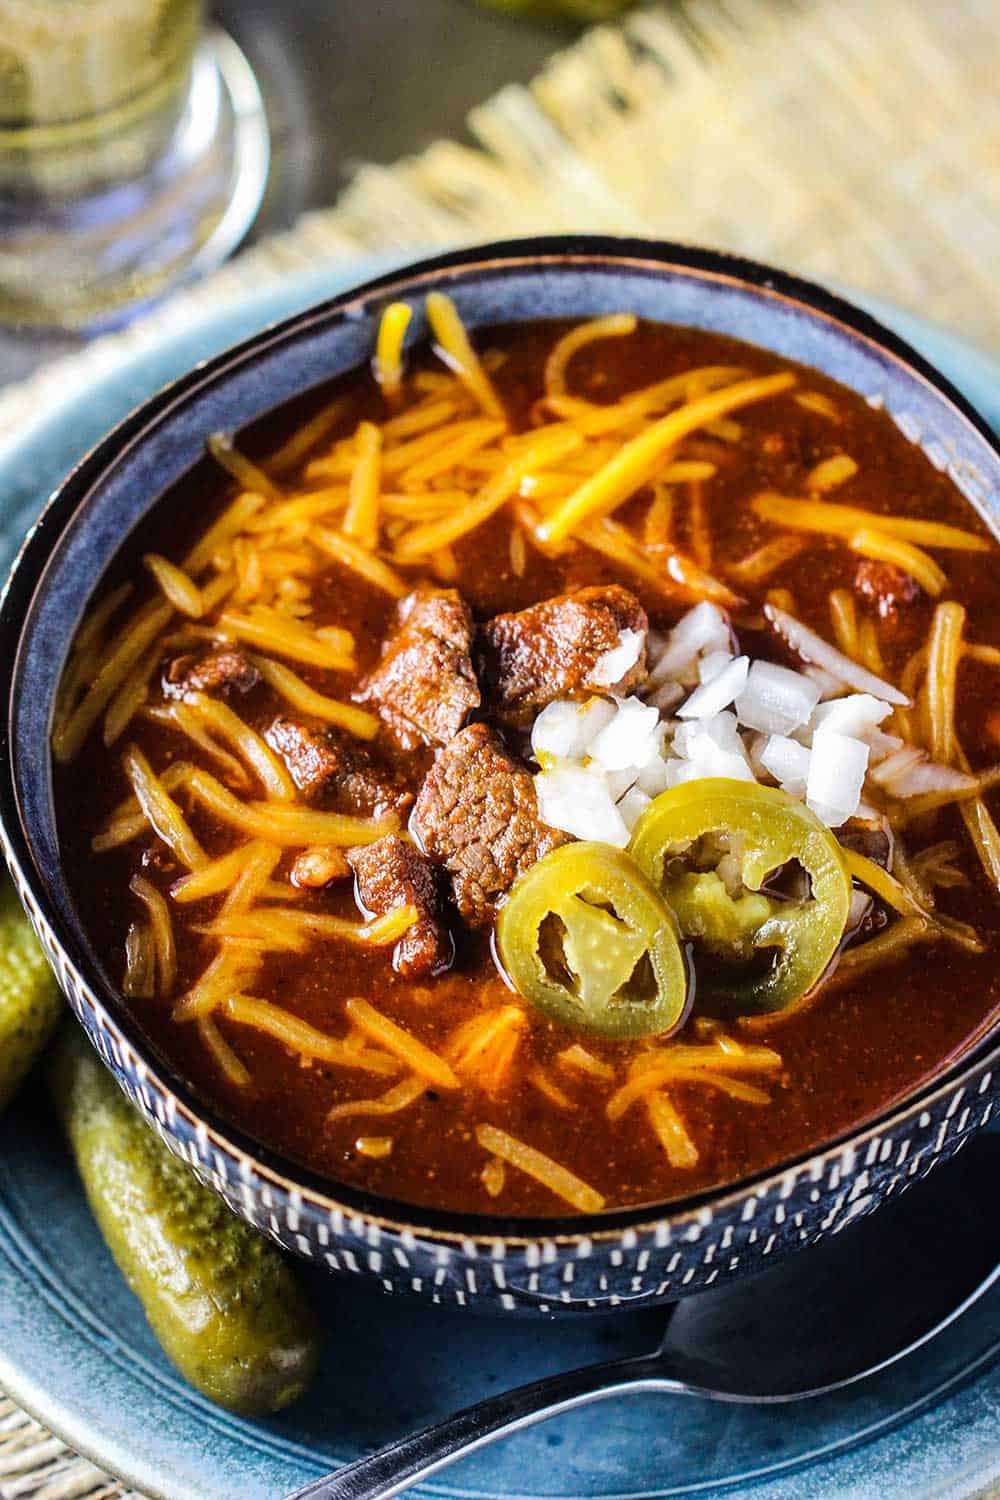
[348,835,453,978]
[411,723,567,927]
[163,647,259,701]
[853,560,920,620]
[359,589,480,748]
[266,717,339,797]
[265,717,411,817]
[478,585,648,726]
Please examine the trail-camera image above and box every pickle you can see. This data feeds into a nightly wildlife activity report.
[0,877,62,1114]
[50,1027,321,1416]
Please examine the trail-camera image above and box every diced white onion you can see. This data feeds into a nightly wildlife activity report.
[810,694,892,740]
[672,710,744,759]
[802,663,844,700]
[672,723,755,783]
[636,757,673,796]
[672,748,755,785]
[531,697,615,762]
[590,697,661,771]
[535,765,630,847]
[867,728,906,763]
[868,745,926,788]
[617,786,652,831]
[875,754,976,798]
[678,656,750,721]
[765,605,910,707]
[735,660,821,736]
[806,731,869,826]
[606,767,640,800]
[698,651,734,684]
[647,602,730,686]
[590,628,647,688]
[759,734,811,793]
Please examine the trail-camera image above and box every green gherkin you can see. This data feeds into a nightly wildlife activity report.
[51,1026,321,1416]
[0,877,62,1114]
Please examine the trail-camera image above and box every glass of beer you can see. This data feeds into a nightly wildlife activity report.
[0,0,269,329]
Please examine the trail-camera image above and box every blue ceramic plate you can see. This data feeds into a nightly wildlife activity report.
[1,257,999,1500]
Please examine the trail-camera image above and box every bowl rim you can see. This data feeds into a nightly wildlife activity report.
[3,232,999,1247]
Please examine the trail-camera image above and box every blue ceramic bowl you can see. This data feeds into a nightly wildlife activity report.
[2,237,999,1315]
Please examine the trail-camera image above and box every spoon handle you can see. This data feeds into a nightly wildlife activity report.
[286,1352,675,1500]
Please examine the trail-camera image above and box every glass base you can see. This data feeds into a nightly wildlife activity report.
[0,30,270,332]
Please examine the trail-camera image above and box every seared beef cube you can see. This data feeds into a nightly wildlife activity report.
[359,589,480,748]
[411,723,567,927]
[265,717,411,817]
[348,835,453,978]
[853,560,920,620]
[266,716,339,797]
[479,585,648,725]
[163,648,259,701]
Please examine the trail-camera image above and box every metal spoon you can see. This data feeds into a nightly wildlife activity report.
[288,1140,1000,1500]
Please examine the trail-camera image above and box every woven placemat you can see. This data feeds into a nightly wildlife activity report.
[1,0,997,1495]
